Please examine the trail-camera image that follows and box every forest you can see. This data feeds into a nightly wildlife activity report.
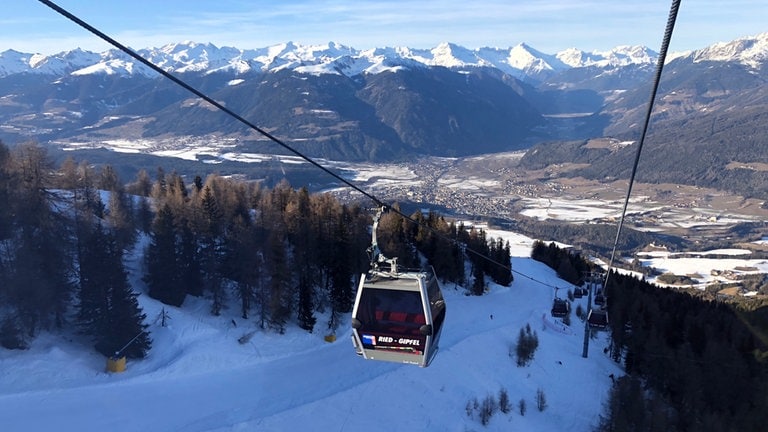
[533,241,768,432]
[0,141,512,358]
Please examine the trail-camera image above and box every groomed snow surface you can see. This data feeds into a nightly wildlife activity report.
[0,231,621,431]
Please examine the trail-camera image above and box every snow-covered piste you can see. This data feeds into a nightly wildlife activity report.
[0,230,621,432]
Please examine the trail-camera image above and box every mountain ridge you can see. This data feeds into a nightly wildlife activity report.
[0,39,662,81]
[3,31,766,81]
[0,32,766,196]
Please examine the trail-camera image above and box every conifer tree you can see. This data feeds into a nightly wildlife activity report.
[126,168,153,197]
[76,160,104,218]
[471,262,486,296]
[77,222,150,358]
[144,204,185,306]
[198,184,225,315]
[135,195,153,233]
[329,208,356,317]
[106,188,136,251]
[266,229,292,333]
[378,205,418,269]
[297,279,316,332]
[98,164,120,192]
[57,156,79,190]
[223,217,260,319]
[6,143,73,333]
[151,167,167,200]
[288,188,317,332]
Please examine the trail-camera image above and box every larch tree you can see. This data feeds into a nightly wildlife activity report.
[198,184,225,315]
[266,228,292,333]
[223,217,260,319]
[287,187,316,333]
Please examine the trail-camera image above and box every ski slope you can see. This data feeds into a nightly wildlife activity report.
[0,230,621,431]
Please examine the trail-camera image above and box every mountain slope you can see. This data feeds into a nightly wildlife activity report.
[0,230,620,432]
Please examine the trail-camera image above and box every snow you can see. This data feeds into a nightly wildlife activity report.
[0,230,621,432]
[636,248,768,289]
[347,164,418,183]
[2,32,766,80]
[0,39,657,79]
[437,176,500,190]
[519,197,627,222]
[692,32,768,69]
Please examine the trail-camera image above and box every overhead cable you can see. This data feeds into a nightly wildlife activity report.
[603,0,681,289]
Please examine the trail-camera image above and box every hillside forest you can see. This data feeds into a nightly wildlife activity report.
[532,241,768,432]
[0,141,511,357]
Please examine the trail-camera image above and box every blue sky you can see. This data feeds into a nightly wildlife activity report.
[3,0,766,55]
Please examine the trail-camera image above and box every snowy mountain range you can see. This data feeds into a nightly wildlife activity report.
[0,39,663,82]
[3,31,767,82]
[0,32,766,182]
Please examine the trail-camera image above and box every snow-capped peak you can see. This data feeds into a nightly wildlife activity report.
[3,35,764,80]
[427,42,486,67]
[507,43,567,72]
[556,45,657,68]
[0,49,35,76]
[692,32,768,69]
[0,47,102,76]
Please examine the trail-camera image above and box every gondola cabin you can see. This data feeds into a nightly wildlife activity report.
[551,298,570,318]
[594,290,605,306]
[351,268,446,368]
[587,308,609,329]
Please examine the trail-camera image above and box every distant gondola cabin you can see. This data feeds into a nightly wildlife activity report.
[587,309,609,329]
[594,290,605,306]
[551,298,570,318]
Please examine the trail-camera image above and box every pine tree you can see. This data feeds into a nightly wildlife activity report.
[222,216,261,319]
[76,160,104,218]
[490,239,513,286]
[0,317,26,350]
[6,143,74,333]
[144,204,185,306]
[76,222,110,341]
[178,222,204,298]
[102,271,151,359]
[297,277,316,332]
[471,263,485,296]
[135,195,153,233]
[78,222,150,358]
[329,209,355,314]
